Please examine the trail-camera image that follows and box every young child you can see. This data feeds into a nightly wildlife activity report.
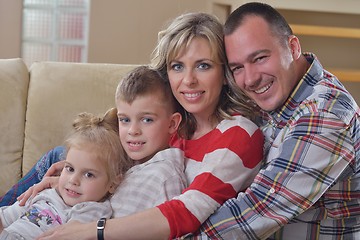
[110,65,187,217]
[0,109,131,239]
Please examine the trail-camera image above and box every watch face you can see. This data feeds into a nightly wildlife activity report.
[97,219,106,229]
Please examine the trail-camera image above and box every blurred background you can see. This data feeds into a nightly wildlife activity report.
[0,0,359,102]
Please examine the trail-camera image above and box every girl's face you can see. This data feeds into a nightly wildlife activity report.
[58,146,115,206]
[167,37,225,124]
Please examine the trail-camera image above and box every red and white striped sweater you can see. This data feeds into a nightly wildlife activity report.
[157,115,264,238]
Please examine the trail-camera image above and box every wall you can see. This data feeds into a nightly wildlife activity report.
[0,0,22,58]
[88,0,209,64]
[0,0,359,102]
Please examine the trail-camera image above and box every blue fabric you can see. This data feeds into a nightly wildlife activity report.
[0,146,65,207]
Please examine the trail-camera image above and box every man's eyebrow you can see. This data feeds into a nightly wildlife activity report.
[228,49,271,67]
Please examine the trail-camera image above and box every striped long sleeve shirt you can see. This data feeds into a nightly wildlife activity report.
[159,115,264,238]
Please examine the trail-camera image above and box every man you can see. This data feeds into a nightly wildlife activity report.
[188,2,360,239]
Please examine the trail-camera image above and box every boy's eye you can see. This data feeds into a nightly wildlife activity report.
[118,117,130,123]
[142,117,153,123]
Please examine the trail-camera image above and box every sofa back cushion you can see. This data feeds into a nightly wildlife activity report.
[23,62,137,175]
[0,58,29,195]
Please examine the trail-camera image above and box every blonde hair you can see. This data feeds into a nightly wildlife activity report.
[64,108,131,191]
[151,12,257,138]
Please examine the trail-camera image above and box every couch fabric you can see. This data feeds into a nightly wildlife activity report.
[0,58,137,196]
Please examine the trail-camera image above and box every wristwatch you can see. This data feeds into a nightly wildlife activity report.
[97,218,106,240]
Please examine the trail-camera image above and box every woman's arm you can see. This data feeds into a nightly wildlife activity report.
[37,208,170,240]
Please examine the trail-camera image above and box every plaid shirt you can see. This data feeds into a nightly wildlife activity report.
[183,53,360,240]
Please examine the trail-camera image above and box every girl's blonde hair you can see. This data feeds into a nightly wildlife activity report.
[151,12,258,139]
[64,108,131,193]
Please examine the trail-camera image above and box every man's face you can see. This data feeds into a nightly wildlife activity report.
[225,16,298,112]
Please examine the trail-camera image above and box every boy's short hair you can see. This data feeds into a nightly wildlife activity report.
[115,65,181,113]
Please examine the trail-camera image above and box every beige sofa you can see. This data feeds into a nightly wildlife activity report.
[0,58,137,196]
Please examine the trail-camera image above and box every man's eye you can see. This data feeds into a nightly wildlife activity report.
[231,66,243,74]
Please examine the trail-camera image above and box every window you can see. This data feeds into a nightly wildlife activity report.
[22,0,90,66]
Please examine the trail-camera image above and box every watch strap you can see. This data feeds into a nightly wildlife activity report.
[97,218,106,240]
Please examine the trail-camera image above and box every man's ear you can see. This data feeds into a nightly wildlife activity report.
[288,35,301,59]
[169,112,182,134]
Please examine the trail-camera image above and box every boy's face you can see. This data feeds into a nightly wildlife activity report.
[116,92,180,164]
[58,145,114,206]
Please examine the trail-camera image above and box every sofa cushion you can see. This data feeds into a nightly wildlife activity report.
[23,62,137,176]
[0,58,29,195]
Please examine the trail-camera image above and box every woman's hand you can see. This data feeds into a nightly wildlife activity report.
[36,220,95,240]
[17,160,65,206]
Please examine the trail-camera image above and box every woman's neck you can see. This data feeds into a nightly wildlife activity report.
[191,115,219,140]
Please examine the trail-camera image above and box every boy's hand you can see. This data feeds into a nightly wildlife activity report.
[17,176,60,206]
[17,160,65,206]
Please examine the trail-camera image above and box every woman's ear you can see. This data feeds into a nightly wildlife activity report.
[168,112,182,134]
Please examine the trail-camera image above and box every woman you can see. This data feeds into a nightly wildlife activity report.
[3,12,264,239]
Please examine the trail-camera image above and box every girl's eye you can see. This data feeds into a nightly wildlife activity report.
[84,172,95,178]
[65,165,74,172]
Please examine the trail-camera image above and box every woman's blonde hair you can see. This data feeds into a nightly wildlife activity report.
[151,12,257,139]
[64,108,132,195]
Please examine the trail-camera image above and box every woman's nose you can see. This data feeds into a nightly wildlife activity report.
[183,70,197,86]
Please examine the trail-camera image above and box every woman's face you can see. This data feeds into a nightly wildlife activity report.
[167,37,225,122]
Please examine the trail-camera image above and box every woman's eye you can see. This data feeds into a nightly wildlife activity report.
[170,63,183,71]
[198,63,210,70]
